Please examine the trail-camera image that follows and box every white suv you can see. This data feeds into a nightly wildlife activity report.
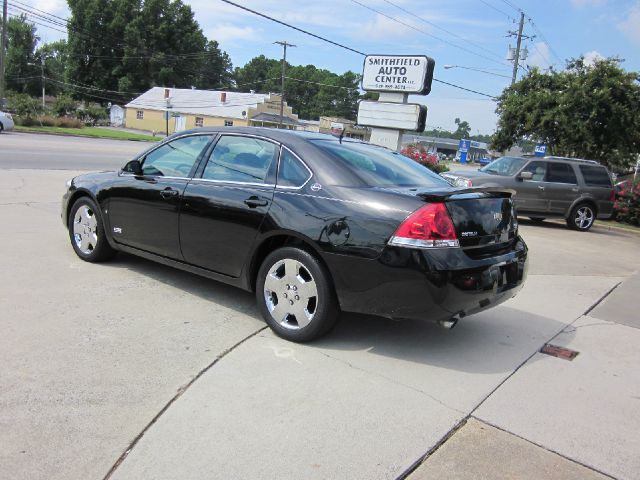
[0,111,15,133]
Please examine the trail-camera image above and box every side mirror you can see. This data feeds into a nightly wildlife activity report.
[518,171,533,181]
[123,159,143,175]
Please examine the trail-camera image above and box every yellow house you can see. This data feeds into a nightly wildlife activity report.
[125,87,299,134]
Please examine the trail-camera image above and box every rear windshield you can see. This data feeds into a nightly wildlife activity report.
[310,140,450,188]
[579,165,612,187]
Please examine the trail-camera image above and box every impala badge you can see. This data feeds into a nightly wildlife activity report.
[493,212,503,221]
[113,227,122,234]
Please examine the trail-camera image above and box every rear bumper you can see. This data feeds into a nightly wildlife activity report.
[324,236,528,323]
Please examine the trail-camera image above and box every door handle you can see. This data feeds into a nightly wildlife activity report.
[160,188,179,199]
[244,196,269,208]
[537,185,545,191]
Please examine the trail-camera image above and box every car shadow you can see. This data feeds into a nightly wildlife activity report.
[105,252,568,375]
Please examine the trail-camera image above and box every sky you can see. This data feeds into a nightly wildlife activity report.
[24,0,640,134]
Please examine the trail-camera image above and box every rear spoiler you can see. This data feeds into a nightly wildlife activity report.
[418,186,516,202]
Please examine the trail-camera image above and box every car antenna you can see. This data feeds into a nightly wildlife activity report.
[339,127,345,144]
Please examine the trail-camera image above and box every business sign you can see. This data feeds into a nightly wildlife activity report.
[535,144,547,157]
[361,55,435,95]
[357,101,427,132]
[458,139,470,153]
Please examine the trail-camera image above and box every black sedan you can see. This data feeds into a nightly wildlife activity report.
[62,127,528,342]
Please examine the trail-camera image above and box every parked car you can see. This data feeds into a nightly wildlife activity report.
[441,156,615,231]
[478,156,493,167]
[62,128,528,342]
[0,111,15,133]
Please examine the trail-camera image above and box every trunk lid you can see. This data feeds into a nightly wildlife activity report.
[414,187,519,253]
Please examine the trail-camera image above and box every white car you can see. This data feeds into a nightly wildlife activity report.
[0,111,15,133]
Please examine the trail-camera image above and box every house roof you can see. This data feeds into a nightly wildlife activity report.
[125,87,273,120]
[250,111,299,125]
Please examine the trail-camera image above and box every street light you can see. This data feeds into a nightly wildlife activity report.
[443,65,511,79]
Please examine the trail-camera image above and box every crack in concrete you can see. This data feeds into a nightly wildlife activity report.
[101,326,268,480]
[315,350,467,416]
[471,417,617,479]
[395,280,626,480]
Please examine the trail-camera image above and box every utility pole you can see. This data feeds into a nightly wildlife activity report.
[40,56,45,108]
[0,0,7,106]
[274,41,295,129]
[508,12,526,85]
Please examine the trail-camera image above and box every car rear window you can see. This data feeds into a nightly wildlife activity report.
[547,162,577,184]
[310,140,450,188]
[579,165,612,187]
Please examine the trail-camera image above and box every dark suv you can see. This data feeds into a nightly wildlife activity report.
[442,156,615,231]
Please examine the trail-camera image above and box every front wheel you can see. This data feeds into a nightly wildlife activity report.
[68,197,116,262]
[256,247,339,342]
[567,203,595,231]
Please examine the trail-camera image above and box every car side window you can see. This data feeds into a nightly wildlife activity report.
[521,161,547,181]
[579,165,612,187]
[278,148,311,188]
[202,135,279,184]
[546,162,578,184]
[142,135,211,178]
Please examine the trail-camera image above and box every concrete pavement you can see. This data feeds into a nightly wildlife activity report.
[0,139,639,480]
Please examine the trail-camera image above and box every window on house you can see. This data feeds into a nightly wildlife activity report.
[195,117,204,128]
[224,120,233,127]
[136,110,144,120]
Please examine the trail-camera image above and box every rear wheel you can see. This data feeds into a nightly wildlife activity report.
[68,197,116,262]
[567,203,595,231]
[0,122,4,133]
[256,247,338,342]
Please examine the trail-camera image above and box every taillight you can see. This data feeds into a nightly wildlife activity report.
[389,203,459,249]
[609,189,615,201]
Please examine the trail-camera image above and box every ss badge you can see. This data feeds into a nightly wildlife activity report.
[113,227,122,234]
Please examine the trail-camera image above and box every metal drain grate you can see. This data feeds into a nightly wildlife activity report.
[540,344,579,361]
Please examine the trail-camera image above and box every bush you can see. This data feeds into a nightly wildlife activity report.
[7,92,44,120]
[40,115,59,127]
[614,179,640,226]
[400,144,449,173]
[53,95,78,117]
[79,103,107,126]
[57,116,83,128]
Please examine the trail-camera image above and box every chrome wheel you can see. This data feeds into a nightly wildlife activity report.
[263,258,318,330]
[574,206,594,230]
[73,205,98,254]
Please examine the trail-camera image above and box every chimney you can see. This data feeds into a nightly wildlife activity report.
[164,88,170,99]
[220,92,227,103]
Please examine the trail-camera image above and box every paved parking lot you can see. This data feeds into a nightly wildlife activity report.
[1,133,639,479]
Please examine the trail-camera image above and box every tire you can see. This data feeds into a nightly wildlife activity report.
[256,246,339,342]
[68,197,116,262]
[566,203,596,231]
[529,217,545,223]
[0,122,4,133]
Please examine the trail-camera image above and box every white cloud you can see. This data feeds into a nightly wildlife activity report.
[527,42,551,69]
[357,13,419,41]
[618,3,640,43]
[206,24,262,46]
[583,50,604,65]
[570,0,607,6]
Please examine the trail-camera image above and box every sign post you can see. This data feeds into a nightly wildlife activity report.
[458,139,469,164]
[358,54,435,151]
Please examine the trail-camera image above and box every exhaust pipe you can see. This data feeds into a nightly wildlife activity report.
[438,314,462,330]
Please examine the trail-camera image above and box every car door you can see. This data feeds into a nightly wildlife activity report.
[179,134,279,276]
[107,134,213,259]
[513,160,549,213]
[543,162,579,214]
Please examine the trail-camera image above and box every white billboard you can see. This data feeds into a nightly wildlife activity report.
[361,55,435,95]
[357,101,427,131]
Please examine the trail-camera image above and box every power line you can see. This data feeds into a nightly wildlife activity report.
[476,0,514,20]
[219,0,498,99]
[349,0,507,68]
[381,0,508,63]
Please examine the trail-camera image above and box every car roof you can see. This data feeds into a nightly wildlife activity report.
[542,156,601,166]
[167,126,364,146]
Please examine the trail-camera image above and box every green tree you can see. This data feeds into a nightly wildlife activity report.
[5,15,40,96]
[36,40,68,97]
[196,40,233,89]
[452,117,471,139]
[492,57,640,170]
